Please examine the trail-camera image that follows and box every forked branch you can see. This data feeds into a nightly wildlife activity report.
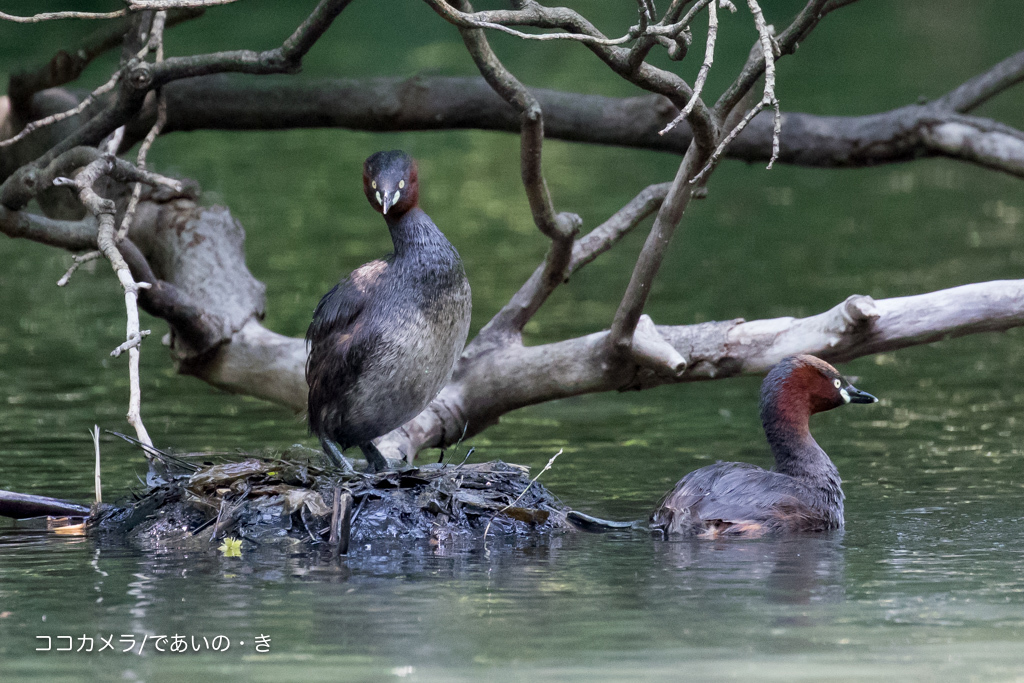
[452,0,580,344]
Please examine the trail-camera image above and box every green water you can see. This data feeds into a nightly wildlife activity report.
[3,1,1024,680]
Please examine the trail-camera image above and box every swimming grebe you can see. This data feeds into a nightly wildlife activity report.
[651,354,877,537]
[306,151,472,472]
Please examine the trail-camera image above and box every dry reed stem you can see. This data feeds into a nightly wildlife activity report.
[92,425,102,504]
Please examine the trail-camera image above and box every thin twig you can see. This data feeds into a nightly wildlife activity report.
[441,422,470,466]
[454,447,476,470]
[0,72,121,148]
[935,48,1024,114]
[111,329,152,358]
[692,0,780,182]
[692,98,768,183]
[745,0,780,169]
[57,250,103,287]
[482,449,562,539]
[655,0,711,40]
[0,0,237,22]
[119,11,169,241]
[128,0,240,8]
[0,10,127,23]
[429,0,638,46]
[660,0,719,135]
[0,41,153,149]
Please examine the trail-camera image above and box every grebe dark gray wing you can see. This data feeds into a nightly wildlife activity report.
[652,461,825,537]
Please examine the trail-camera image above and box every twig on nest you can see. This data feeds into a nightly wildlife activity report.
[483,449,562,539]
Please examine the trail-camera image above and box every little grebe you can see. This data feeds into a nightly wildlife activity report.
[306,151,472,472]
[651,354,877,537]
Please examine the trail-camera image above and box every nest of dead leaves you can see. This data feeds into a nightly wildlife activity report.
[88,442,577,554]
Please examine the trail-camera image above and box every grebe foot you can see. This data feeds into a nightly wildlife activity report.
[322,440,355,474]
[359,442,389,474]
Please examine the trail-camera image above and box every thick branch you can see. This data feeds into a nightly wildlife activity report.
[378,279,1024,458]
[920,114,1024,178]
[0,490,91,519]
[118,73,1024,180]
[0,205,98,249]
[1,145,181,210]
[608,141,707,360]
[144,0,353,88]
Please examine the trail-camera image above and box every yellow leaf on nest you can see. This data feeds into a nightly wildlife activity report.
[218,537,243,557]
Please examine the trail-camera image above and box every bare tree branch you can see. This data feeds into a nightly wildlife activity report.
[3,0,354,174]
[473,182,670,353]
[452,0,580,345]
[714,0,829,121]
[144,0,353,87]
[935,48,1024,113]
[6,7,204,119]
[118,11,170,242]
[423,0,719,153]
[0,145,181,210]
[56,154,167,448]
[0,9,128,23]
[660,0,722,135]
[0,204,98,249]
[112,71,1024,180]
[920,113,1024,178]
[426,0,639,46]
[379,279,1024,459]
[0,1,233,24]
[608,143,708,357]
[569,182,671,271]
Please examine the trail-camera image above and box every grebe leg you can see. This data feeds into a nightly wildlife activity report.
[321,439,355,474]
[359,442,389,473]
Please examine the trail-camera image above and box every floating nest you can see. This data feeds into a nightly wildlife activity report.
[0,439,629,554]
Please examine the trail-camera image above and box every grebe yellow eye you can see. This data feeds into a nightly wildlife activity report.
[371,181,377,189]
[399,180,405,189]
[833,379,842,389]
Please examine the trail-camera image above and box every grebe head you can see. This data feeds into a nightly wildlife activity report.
[761,354,877,424]
[362,150,419,217]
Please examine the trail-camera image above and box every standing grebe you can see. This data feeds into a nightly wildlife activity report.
[306,151,472,472]
[651,354,877,537]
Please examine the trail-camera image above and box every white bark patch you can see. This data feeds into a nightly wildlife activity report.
[924,122,1024,177]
